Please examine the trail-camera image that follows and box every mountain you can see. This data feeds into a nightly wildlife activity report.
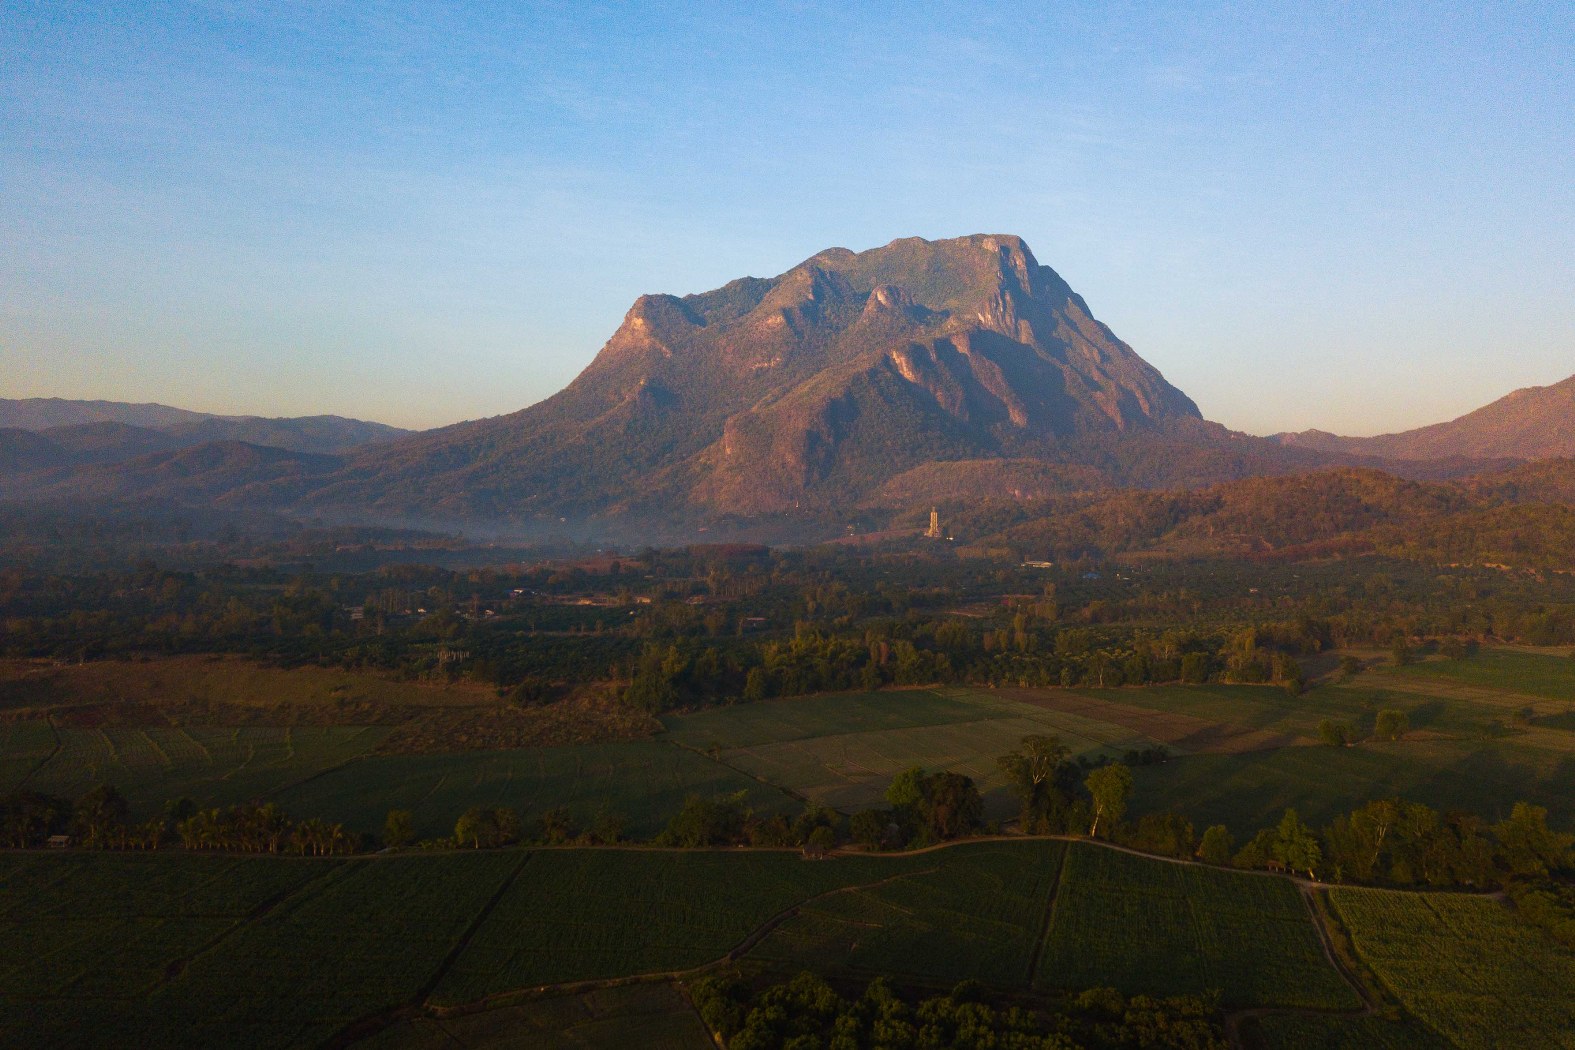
[308,234,1318,523]
[159,416,410,455]
[1277,374,1575,461]
[0,407,411,487]
[16,237,1545,535]
[0,398,234,430]
[22,442,343,507]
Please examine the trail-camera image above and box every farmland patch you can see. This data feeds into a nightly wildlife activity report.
[274,738,799,840]
[746,840,1065,986]
[1036,843,1358,1009]
[17,724,391,818]
[1132,738,1575,831]
[1385,648,1575,703]
[998,688,1313,753]
[431,848,908,1004]
[1331,887,1575,1049]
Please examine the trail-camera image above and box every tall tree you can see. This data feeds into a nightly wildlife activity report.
[1272,809,1322,878]
[997,734,1071,833]
[1085,765,1133,839]
[384,809,415,850]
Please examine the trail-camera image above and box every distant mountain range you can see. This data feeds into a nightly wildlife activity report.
[1276,375,1575,461]
[0,399,411,477]
[0,398,230,430]
[3,237,1570,537]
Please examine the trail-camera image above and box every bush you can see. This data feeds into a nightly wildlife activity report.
[1374,709,1409,741]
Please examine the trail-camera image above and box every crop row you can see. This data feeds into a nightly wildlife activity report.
[1037,843,1359,1009]
[1332,887,1575,1049]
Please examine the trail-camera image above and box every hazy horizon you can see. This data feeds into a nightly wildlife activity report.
[3,3,1571,435]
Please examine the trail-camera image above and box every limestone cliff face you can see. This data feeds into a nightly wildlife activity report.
[310,235,1218,521]
[682,234,1201,512]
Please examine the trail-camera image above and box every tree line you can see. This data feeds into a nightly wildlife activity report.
[690,971,1224,1050]
[0,787,357,855]
[4,552,1573,717]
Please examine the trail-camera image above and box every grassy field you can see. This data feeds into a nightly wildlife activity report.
[0,851,345,1049]
[0,718,57,788]
[7,724,392,818]
[1035,844,1359,1010]
[1385,648,1575,702]
[660,689,1000,749]
[0,851,525,1050]
[1244,1013,1444,1050]
[1050,683,1339,741]
[431,849,906,1003]
[150,851,525,1048]
[1112,649,1575,834]
[1331,888,1575,1049]
[0,656,498,720]
[665,687,1163,817]
[273,738,801,840]
[0,853,335,1000]
[1129,736,1575,832]
[745,839,1064,986]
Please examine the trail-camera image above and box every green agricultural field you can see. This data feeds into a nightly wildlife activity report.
[0,850,525,1050]
[1386,648,1575,702]
[9,724,392,818]
[661,689,999,750]
[1036,844,1359,1010]
[148,851,525,1048]
[1131,735,1575,833]
[1331,888,1575,1049]
[1072,675,1566,745]
[0,656,501,717]
[1070,683,1353,737]
[668,687,1160,816]
[364,982,712,1049]
[7,843,1569,1048]
[431,848,908,1004]
[0,718,57,789]
[0,851,342,1049]
[1244,1013,1443,1050]
[746,840,1064,986]
[273,738,800,840]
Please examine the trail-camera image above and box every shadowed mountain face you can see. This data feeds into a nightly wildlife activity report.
[1278,375,1575,461]
[19,442,343,506]
[313,235,1224,520]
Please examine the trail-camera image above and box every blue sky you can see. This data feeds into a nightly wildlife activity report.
[1,1,1571,433]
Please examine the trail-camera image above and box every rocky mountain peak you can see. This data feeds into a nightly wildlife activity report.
[301,234,1217,522]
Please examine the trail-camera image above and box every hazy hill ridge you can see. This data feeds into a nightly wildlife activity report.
[0,400,412,474]
[0,397,232,430]
[1277,374,1575,461]
[309,234,1268,520]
